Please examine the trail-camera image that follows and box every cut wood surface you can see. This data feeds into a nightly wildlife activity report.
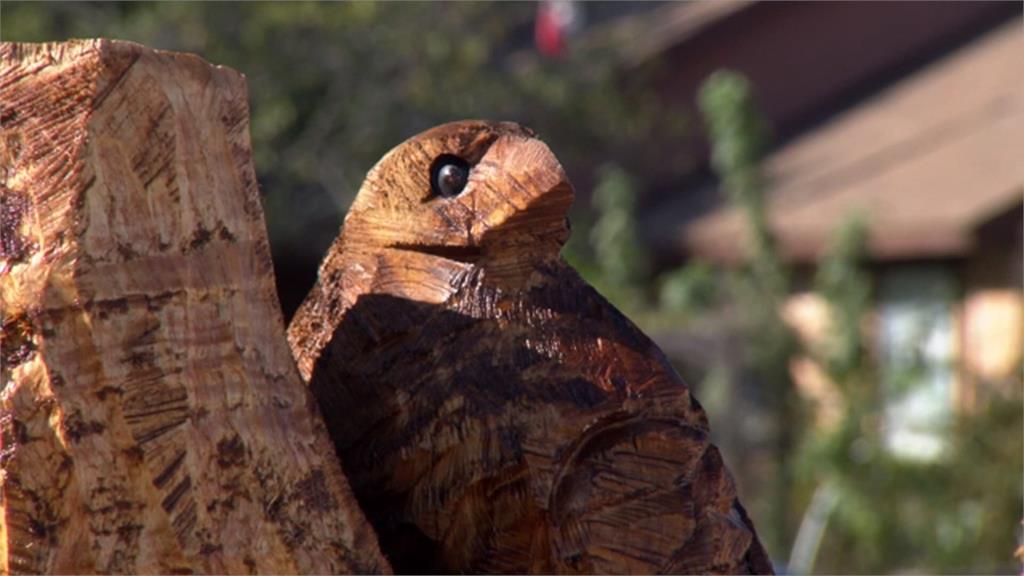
[0,40,388,574]
[289,121,774,574]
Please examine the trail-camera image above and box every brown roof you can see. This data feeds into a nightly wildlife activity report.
[679,21,1023,264]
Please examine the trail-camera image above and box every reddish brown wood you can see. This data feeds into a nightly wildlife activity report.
[288,120,773,574]
[1,40,388,574]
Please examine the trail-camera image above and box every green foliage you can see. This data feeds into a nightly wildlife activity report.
[699,70,791,362]
[698,70,768,207]
[814,215,872,386]
[589,164,649,290]
[699,70,786,310]
[698,69,801,555]
[697,68,795,372]
[560,164,652,314]
[799,395,1022,573]
[658,262,718,316]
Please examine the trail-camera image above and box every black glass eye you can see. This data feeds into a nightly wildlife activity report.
[430,154,470,198]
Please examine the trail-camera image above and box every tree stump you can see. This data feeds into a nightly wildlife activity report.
[0,40,388,574]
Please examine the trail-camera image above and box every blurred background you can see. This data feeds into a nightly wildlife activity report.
[5,1,1022,573]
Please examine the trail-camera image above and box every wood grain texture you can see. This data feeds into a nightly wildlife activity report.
[288,120,773,574]
[0,40,388,574]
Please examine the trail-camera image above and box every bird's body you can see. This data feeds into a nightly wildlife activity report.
[288,121,772,574]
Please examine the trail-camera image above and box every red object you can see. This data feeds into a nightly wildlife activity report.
[535,1,567,58]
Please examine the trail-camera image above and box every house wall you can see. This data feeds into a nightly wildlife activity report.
[961,291,1023,401]
[961,202,1024,406]
[782,292,845,430]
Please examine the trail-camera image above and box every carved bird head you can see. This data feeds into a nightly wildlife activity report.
[342,121,574,269]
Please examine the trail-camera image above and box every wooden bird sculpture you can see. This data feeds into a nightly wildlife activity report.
[287,121,773,574]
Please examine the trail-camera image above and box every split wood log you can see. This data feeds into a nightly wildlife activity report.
[289,121,773,574]
[0,40,388,574]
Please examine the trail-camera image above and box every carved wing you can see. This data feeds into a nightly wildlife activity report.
[290,262,771,574]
